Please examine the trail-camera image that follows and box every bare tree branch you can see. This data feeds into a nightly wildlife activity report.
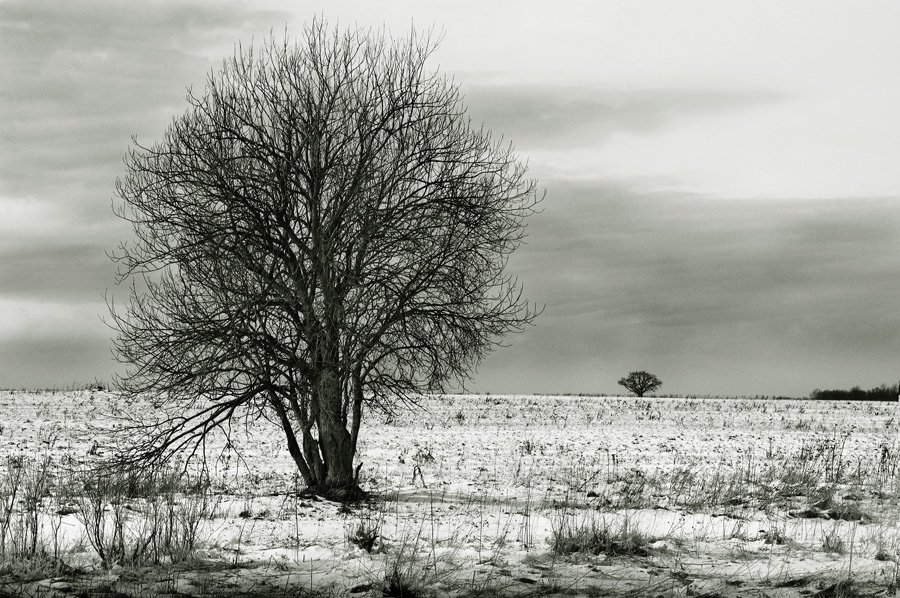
[109,21,541,497]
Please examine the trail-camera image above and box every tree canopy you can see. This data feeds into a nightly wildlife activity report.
[109,22,541,496]
[617,371,662,397]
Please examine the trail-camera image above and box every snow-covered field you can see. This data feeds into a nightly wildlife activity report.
[2,390,900,596]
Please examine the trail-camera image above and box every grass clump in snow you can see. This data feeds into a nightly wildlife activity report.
[380,533,435,598]
[822,527,846,554]
[550,511,652,557]
[347,514,381,553]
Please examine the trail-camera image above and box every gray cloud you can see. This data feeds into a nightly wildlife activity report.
[475,179,900,396]
[460,84,785,149]
[1,2,895,396]
[0,335,115,390]
[0,241,114,301]
[1,0,287,200]
[0,0,289,387]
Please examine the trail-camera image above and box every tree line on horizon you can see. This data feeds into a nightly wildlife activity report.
[809,384,899,402]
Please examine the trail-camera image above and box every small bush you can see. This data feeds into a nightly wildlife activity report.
[0,553,75,582]
[380,532,433,598]
[383,566,427,598]
[1,454,54,561]
[761,527,788,545]
[874,546,893,561]
[348,517,380,553]
[71,465,213,567]
[822,528,845,554]
[828,501,871,523]
[812,579,858,598]
[551,513,651,557]
[412,447,435,465]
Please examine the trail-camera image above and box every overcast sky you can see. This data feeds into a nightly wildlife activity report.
[2,0,900,396]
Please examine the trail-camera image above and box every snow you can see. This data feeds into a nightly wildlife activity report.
[2,390,900,596]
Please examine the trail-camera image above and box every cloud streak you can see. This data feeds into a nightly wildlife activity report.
[1,0,287,198]
[476,179,900,396]
[461,83,785,150]
[0,0,290,386]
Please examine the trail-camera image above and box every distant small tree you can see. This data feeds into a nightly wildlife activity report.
[618,371,662,397]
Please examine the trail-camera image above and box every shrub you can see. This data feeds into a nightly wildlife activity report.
[348,516,381,553]
[71,465,213,567]
[550,512,651,557]
[822,528,845,554]
[1,454,54,560]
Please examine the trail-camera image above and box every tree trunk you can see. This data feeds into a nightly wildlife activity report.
[302,428,327,485]
[300,367,360,498]
[267,394,315,486]
[318,416,355,488]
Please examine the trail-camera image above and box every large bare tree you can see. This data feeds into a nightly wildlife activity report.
[109,22,540,496]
